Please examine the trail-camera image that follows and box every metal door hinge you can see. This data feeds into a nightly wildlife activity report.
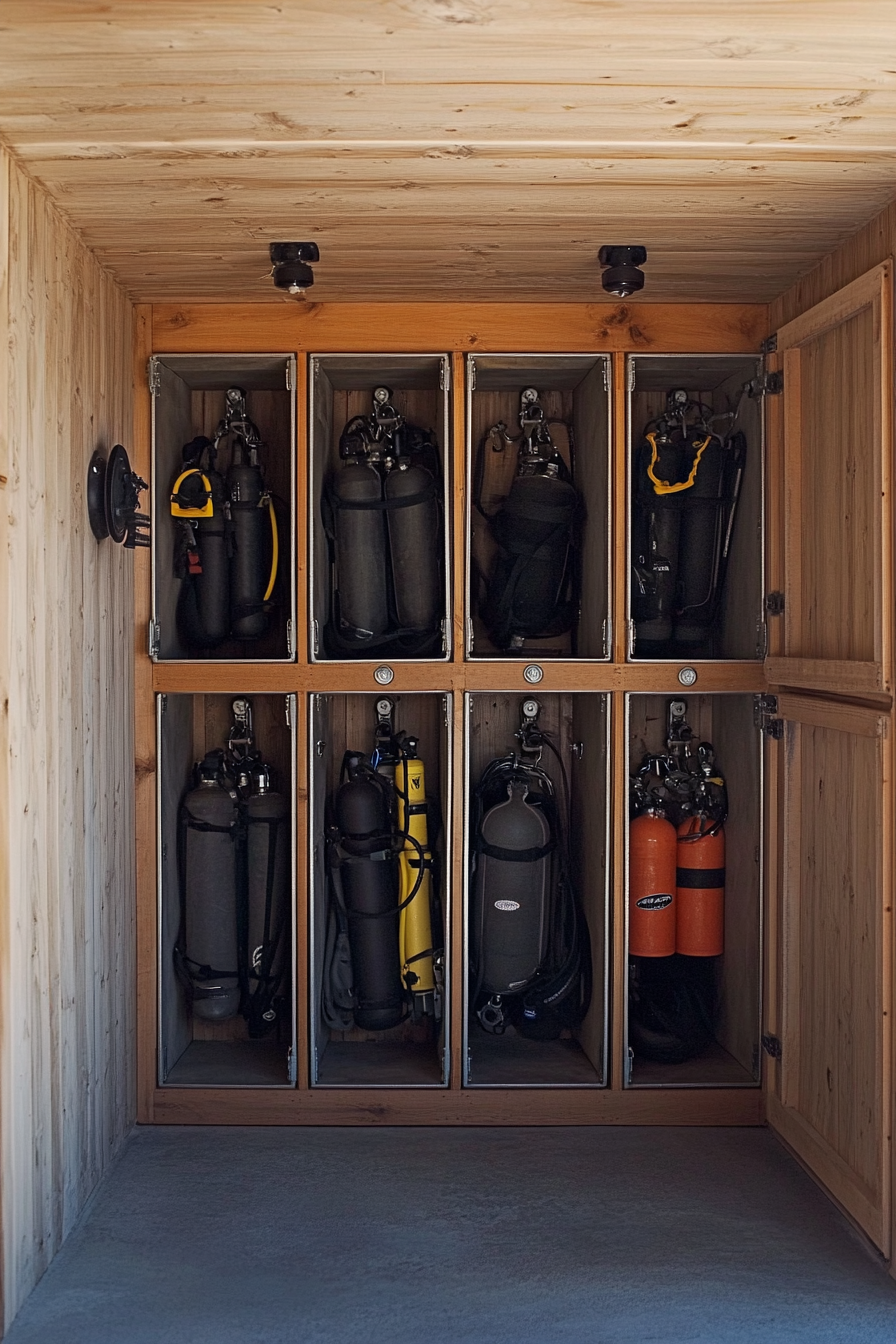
[285,695,294,730]
[442,694,451,730]
[754,693,783,739]
[602,360,610,394]
[466,1048,473,1084]
[760,333,778,355]
[755,619,768,660]
[751,369,783,397]
[602,617,612,659]
[468,360,476,392]
[440,358,451,392]
[311,1047,319,1084]
[286,357,295,392]
[287,1046,297,1085]
[761,1033,782,1060]
[286,618,295,658]
[626,359,636,393]
[310,619,320,657]
[147,357,161,396]
[159,693,168,715]
[148,619,161,658]
[465,616,474,656]
[625,1045,634,1085]
[626,618,636,659]
[765,591,785,616]
[442,1047,450,1086]
[441,617,450,655]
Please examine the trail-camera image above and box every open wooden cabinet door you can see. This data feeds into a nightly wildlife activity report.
[764,262,894,1255]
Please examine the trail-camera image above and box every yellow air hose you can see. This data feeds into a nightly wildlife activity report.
[263,496,278,603]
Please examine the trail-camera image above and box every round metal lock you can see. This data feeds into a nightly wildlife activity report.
[522,698,540,719]
[678,666,698,687]
[523,664,544,684]
[375,698,394,717]
[373,665,394,686]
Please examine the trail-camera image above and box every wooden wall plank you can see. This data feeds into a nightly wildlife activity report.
[0,148,135,1332]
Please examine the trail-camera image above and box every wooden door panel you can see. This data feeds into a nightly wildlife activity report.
[766,262,892,695]
[767,694,892,1251]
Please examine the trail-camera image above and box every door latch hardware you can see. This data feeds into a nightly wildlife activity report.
[754,694,783,739]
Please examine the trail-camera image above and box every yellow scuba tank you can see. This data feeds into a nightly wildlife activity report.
[395,739,436,1017]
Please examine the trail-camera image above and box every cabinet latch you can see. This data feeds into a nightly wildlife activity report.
[754,693,783,739]
[761,1033,782,1060]
[765,591,785,616]
[760,333,778,355]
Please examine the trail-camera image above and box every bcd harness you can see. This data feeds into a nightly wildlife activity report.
[470,699,592,1040]
[322,699,444,1033]
[474,387,584,652]
[323,387,443,658]
[171,386,280,651]
[174,698,290,1038]
[628,698,728,1064]
[631,386,747,656]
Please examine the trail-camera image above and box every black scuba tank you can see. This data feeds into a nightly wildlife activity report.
[632,434,682,654]
[384,460,440,633]
[331,462,390,645]
[484,469,580,649]
[674,433,740,652]
[178,750,241,1020]
[334,756,404,1031]
[228,448,269,642]
[472,778,552,998]
[176,443,231,650]
[243,765,290,1037]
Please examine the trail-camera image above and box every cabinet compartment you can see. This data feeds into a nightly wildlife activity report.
[151,354,296,662]
[625,693,762,1088]
[464,693,609,1086]
[627,355,763,661]
[157,692,297,1087]
[466,355,611,660]
[309,693,451,1086]
[308,355,451,662]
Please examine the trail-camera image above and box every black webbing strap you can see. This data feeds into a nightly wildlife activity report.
[477,838,555,864]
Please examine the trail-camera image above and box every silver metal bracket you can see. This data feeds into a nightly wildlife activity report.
[286,618,295,658]
[466,1048,473,1084]
[754,693,783,739]
[468,360,476,392]
[441,617,450,655]
[287,1046,297,1085]
[285,695,294,730]
[602,360,610,394]
[626,359,636,393]
[310,619,320,657]
[442,1047,450,1086]
[148,619,160,658]
[602,617,612,659]
[440,357,451,392]
[755,619,768,660]
[286,357,295,392]
[147,357,161,396]
[465,616,474,657]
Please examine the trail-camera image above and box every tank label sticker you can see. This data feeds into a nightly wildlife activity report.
[636,893,673,910]
[494,899,521,911]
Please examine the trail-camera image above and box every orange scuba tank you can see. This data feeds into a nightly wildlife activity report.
[676,816,724,956]
[629,809,676,957]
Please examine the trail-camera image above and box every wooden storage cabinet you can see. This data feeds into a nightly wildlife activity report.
[139,279,893,1259]
[308,691,451,1087]
[150,354,297,663]
[156,691,297,1088]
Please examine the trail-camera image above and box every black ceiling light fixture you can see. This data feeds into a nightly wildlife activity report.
[598,245,648,298]
[270,242,320,296]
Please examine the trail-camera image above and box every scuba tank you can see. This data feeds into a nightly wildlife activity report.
[470,699,591,1040]
[171,388,279,652]
[475,388,583,651]
[629,809,677,958]
[631,387,746,657]
[175,699,291,1035]
[627,698,727,1063]
[177,748,241,1020]
[324,387,443,658]
[323,700,443,1032]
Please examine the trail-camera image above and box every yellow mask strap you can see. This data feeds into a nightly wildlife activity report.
[645,432,711,496]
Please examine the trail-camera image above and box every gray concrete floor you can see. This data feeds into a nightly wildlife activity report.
[6,1125,896,1343]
